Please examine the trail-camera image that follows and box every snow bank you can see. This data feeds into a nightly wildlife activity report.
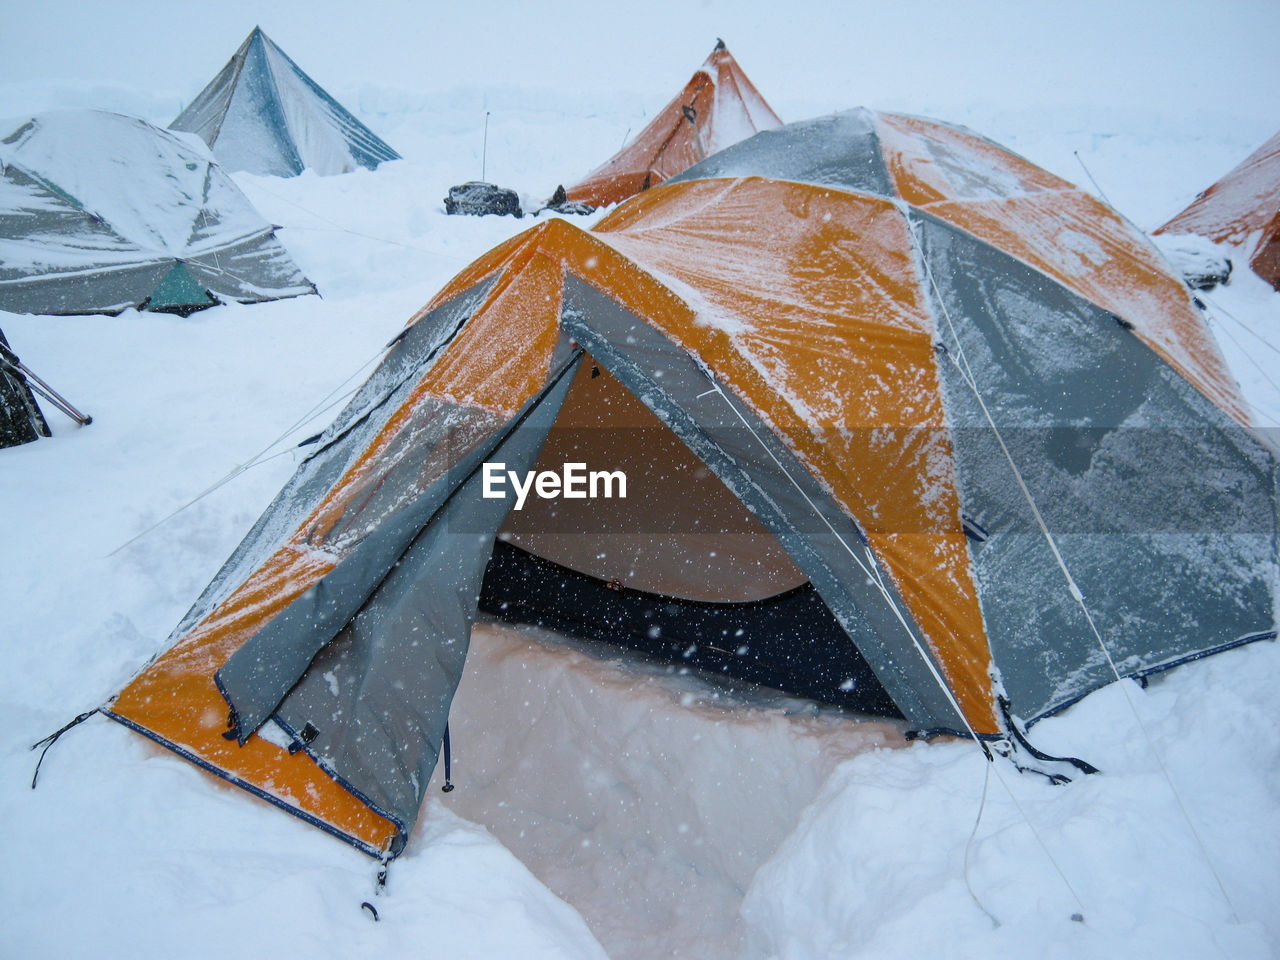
[3,2,1280,958]
[433,623,904,959]
[1,717,607,960]
[742,640,1280,959]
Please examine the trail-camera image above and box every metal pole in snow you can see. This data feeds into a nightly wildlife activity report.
[482,111,490,182]
[0,354,92,426]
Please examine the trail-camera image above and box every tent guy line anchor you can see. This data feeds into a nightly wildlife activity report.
[962,760,1000,928]
[29,709,99,788]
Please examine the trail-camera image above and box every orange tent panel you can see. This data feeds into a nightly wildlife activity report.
[566,42,781,208]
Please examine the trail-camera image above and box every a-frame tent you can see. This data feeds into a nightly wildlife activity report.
[108,110,1277,859]
[1156,128,1280,290]
[171,27,401,178]
[564,40,781,208]
[0,110,315,317]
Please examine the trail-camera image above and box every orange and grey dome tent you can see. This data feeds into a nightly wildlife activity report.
[563,40,781,208]
[1156,128,1280,290]
[105,109,1278,859]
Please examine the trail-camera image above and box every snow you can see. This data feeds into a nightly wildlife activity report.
[744,643,1280,960]
[2,2,1279,959]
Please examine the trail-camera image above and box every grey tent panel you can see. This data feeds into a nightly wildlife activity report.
[212,33,305,177]
[181,230,316,305]
[172,27,400,178]
[274,41,401,171]
[214,397,508,740]
[168,41,239,149]
[168,276,497,641]
[0,163,141,279]
[915,212,1279,722]
[315,276,499,461]
[0,110,314,316]
[0,162,168,315]
[668,109,894,199]
[0,235,307,317]
[0,260,174,317]
[558,275,968,733]
[215,346,580,841]
[214,317,550,739]
[269,351,580,842]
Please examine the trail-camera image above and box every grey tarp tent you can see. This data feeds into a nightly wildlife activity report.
[171,27,400,178]
[0,110,315,317]
[109,110,1278,858]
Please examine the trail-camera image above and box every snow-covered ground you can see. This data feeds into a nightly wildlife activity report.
[3,2,1279,958]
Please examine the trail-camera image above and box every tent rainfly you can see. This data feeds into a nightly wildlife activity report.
[564,40,781,208]
[1156,129,1280,291]
[106,109,1278,859]
[0,110,315,317]
[0,327,50,448]
[171,27,401,178]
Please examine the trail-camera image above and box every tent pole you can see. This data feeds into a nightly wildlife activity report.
[0,353,91,426]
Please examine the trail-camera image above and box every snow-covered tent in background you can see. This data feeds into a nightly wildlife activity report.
[0,327,49,448]
[171,27,400,178]
[0,111,315,317]
[564,40,781,208]
[1156,128,1280,291]
[106,109,1277,860]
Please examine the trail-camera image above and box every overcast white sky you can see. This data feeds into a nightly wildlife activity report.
[2,0,1277,121]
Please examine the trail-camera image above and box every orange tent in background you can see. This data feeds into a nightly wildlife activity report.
[564,40,781,208]
[1156,129,1280,290]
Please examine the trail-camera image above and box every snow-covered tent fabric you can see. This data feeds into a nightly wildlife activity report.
[107,108,1278,859]
[171,27,400,178]
[0,326,49,448]
[1156,128,1280,290]
[564,40,781,208]
[0,110,315,317]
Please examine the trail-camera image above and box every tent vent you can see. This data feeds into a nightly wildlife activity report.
[961,515,989,543]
